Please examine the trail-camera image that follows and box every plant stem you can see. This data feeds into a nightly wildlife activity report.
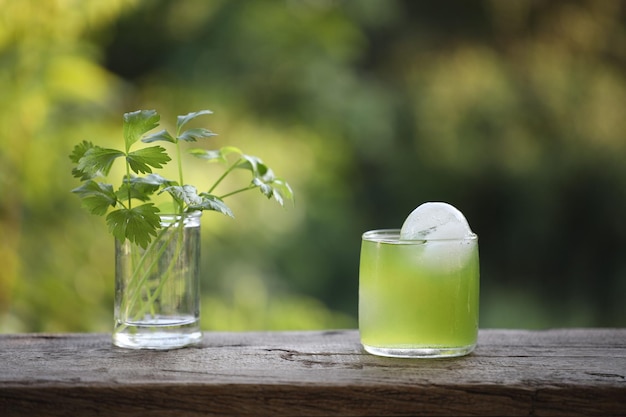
[208,158,241,194]
[141,220,185,315]
[219,185,255,200]
[125,159,132,210]
[115,217,187,336]
[175,140,185,214]
[120,225,175,322]
[176,141,184,188]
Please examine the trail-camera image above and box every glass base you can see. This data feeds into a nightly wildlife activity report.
[113,316,202,350]
[363,343,475,358]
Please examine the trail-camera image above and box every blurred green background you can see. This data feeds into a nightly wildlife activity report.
[1,0,625,333]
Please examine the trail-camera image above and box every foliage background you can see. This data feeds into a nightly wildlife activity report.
[1,0,625,332]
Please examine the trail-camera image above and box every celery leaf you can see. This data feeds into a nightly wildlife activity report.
[126,146,171,174]
[71,180,117,215]
[176,110,212,134]
[123,110,160,151]
[77,147,125,178]
[106,204,161,249]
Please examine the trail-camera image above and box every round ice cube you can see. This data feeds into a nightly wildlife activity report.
[400,202,476,273]
[400,202,473,240]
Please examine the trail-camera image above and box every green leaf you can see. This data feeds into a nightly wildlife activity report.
[71,180,117,215]
[106,204,161,249]
[188,148,224,162]
[195,193,234,217]
[176,110,212,134]
[271,187,284,206]
[131,173,177,187]
[116,185,152,203]
[249,170,294,207]
[117,178,152,202]
[220,146,243,158]
[270,179,294,206]
[236,154,265,176]
[126,146,171,174]
[69,140,94,164]
[70,141,96,180]
[178,128,217,142]
[116,174,176,203]
[141,129,176,144]
[253,177,273,198]
[123,110,160,151]
[189,146,243,162]
[161,184,203,207]
[240,157,274,185]
[258,164,273,180]
[77,146,125,178]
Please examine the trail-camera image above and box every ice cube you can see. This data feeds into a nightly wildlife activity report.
[400,202,473,240]
[400,202,476,273]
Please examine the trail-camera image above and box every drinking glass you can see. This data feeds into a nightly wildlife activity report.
[359,229,479,358]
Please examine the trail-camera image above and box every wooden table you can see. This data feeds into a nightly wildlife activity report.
[1,329,624,416]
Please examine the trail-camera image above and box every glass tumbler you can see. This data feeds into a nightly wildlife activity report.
[359,229,479,358]
[113,211,202,350]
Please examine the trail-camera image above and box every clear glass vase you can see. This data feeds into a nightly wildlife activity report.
[113,211,202,349]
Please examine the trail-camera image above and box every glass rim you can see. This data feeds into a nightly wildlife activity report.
[159,210,203,220]
[159,210,202,227]
[362,228,478,243]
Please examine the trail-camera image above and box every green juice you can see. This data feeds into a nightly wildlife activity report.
[359,229,479,358]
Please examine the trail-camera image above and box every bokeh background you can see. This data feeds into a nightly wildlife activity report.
[1,0,625,333]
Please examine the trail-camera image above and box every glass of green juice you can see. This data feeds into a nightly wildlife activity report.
[359,228,479,358]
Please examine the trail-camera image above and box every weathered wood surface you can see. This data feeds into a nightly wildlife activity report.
[0,329,624,416]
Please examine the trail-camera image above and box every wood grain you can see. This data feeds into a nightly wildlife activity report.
[0,329,624,416]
